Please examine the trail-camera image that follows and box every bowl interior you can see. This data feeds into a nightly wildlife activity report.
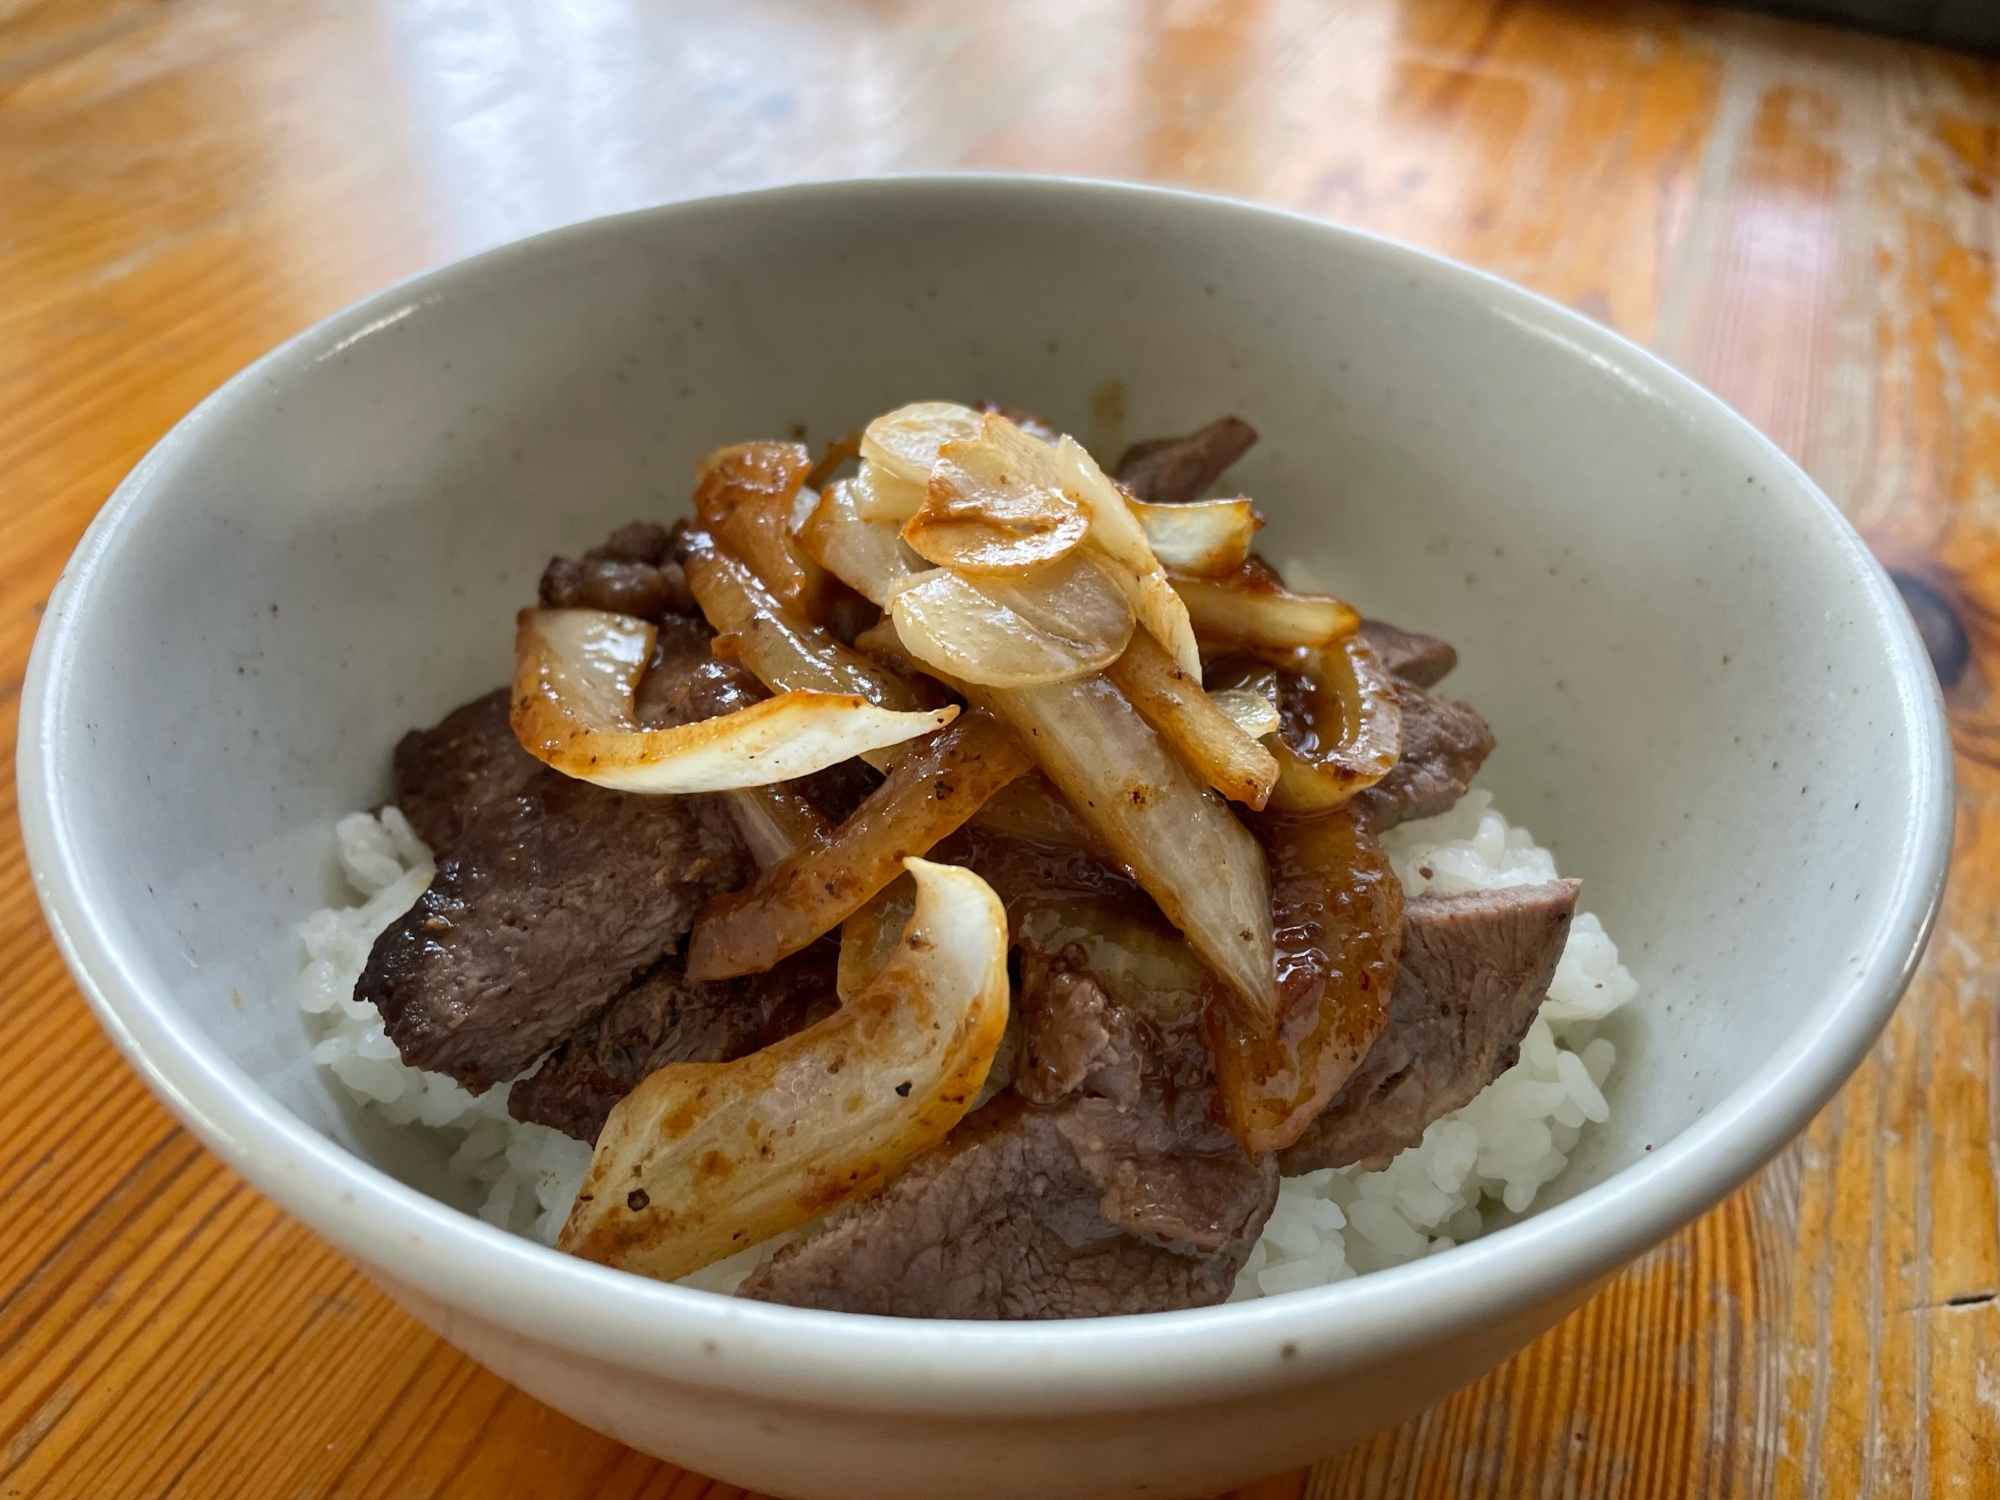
[35,180,1937,1248]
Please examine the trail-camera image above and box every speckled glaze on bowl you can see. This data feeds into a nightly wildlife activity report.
[19,177,1951,1500]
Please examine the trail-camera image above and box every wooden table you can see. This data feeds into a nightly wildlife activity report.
[2,1,1994,1494]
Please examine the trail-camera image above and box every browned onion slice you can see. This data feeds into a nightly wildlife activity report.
[686,709,1032,979]
[904,427,1090,574]
[963,672,1279,1027]
[723,785,830,869]
[1206,806,1403,1154]
[693,441,835,622]
[559,857,1010,1282]
[682,531,925,709]
[1106,630,1278,809]
[1215,634,1402,814]
[890,551,1134,689]
[1129,497,1263,577]
[1174,558,1360,650]
[511,608,956,793]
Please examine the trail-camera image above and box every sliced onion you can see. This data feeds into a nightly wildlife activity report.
[1209,687,1281,739]
[560,856,1010,1282]
[890,551,1134,689]
[723,785,830,869]
[1174,559,1360,650]
[693,441,834,620]
[683,531,925,709]
[512,608,956,793]
[1105,630,1278,809]
[1130,497,1263,578]
[1207,808,1403,1154]
[1055,435,1203,679]
[687,710,1031,979]
[965,672,1278,1026]
[1225,634,1402,814]
[904,430,1089,574]
[798,476,933,606]
[848,459,929,524]
[860,401,985,487]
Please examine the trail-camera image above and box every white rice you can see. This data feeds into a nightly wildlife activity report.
[296,788,1636,1299]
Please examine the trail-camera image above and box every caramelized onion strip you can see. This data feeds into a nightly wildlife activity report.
[560,857,1009,1282]
[683,532,924,710]
[1206,807,1403,1154]
[686,710,1032,979]
[1173,560,1360,651]
[889,551,1134,690]
[692,441,834,621]
[1106,630,1279,809]
[511,608,956,793]
[798,476,932,605]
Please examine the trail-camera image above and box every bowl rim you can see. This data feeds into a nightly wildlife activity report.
[18,172,1954,1418]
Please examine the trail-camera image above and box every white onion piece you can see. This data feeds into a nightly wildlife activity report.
[1130,497,1263,577]
[512,608,957,793]
[799,477,934,606]
[891,551,1134,689]
[860,400,985,488]
[1056,434,1203,680]
[723,785,830,868]
[848,459,928,524]
[560,857,1010,1282]
[965,672,1278,1026]
[1209,686,1281,739]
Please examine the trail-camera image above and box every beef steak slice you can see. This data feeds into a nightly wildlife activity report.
[357,771,751,1093]
[508,945,839,1142]
[1358,619,1457,688]
[1114,417,1258,505]
[1357,680,1495,829]
[1281,880,1581,1173]
[391,689,543,855]
[739,1093,1275,1319]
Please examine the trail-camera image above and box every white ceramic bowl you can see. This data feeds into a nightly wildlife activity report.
[21,177,1951,1500]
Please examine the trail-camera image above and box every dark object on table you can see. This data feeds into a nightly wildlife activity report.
[1724,0,1996,51]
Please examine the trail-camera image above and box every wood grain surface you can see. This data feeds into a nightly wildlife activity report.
[1,1,1995,1495]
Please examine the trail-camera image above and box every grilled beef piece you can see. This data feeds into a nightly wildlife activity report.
[738,1093,1275,1319]
[1281,881,1580,1173]
[1114,417,1259,505]
[390,689,543,855]
[539,519,694,622]
[509,945,839,1142]
[744,906,1276,1319]
[1358,619,1458,689]
[357,772,750,1093]
[1357,680,1495,830]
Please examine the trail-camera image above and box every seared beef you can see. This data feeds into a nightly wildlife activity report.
[1014,964,1142,1108]
[1357,681,1495,829]
[539,519,694,622]
[509,945,839,1141]
[743,920,1276,1318]
[391,689,542,855]
[1359,619,1458,689]
[357,773,750,1092]
[1281,880,1580,1173]
[1114,417,1259,505]
[739,1093,1275,1319]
